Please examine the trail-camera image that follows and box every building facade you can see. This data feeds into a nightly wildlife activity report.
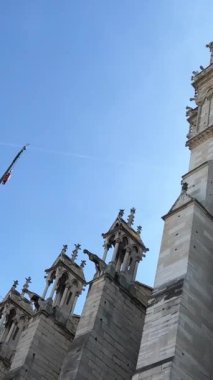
[133,42,213,380]
[0,211,151,380]
[1,43,213,380]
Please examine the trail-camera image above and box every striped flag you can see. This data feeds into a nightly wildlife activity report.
[1,171,12,185]
[0,145,28,185]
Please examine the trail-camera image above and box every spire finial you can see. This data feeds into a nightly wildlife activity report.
[21,276,31,295]
[137,226,142,235]
[206,42,213,64]
[11,280,19,290]
[118,209,124,218]
[127,207,136,227]
[60,244,68,256]
[71,243,81,261]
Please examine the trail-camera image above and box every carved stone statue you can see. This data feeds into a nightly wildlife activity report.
[83,249,106,274]
[23,289,41,310]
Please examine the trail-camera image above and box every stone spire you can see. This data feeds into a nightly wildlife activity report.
[206,41,213,64]
[41,244,86,317]
[102,208,148,282]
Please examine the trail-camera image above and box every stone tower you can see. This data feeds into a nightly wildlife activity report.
[60,209,152,380]
[132,43,213,380]
[0,244,85,380]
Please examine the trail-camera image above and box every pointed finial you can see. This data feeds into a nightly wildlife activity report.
[137,226,142,235]
[127,207,136,227]
[71,243,81,261]
[60,244,68,256]
[181,181,188,192]
[118,209,124,218]
[80,260,86,268]
[11,280,19,290]
[206,42,213,64]
[22,276,31,295]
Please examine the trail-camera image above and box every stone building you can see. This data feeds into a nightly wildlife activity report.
[133,42,213,380]
[1,42,213,379]
[0,211,152,380]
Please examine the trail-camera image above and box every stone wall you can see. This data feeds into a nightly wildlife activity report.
[60,273,150,380]
[172,203,213,379]
[133,200,213,380]
[0,361,8,379]
[5,312,74,380]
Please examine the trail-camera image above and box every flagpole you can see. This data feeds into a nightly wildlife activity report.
[0,145,28,185]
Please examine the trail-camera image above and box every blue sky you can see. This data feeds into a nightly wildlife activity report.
[0,0,212,313]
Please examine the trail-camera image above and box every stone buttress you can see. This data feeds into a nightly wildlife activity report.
[60,210,152,380]
[132,43,213,380]
[0,245,85,380]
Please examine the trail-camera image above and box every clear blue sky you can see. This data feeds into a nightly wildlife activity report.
[0,0,212,313]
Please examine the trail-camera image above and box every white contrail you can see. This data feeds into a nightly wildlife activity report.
[31,145,97,160]
[0,142,131,166]
[0,142,98,160]
[0,142,22,149]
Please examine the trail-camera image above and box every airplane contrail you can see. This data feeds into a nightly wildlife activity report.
[0,142,131,166]
[0,142,99,160]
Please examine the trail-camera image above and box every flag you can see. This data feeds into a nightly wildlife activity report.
[0,145,28,185]
[1,171,11,185]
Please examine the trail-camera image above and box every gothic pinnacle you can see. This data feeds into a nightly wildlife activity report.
[137,226,142,235]
[118,209,124,218]
[60,244,68,256]
[71,243,81,261]
[127,208,136,227]
[21,276,32,295]
[11,280,19,290]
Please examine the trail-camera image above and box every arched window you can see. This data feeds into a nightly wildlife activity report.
[55,272,68,305]
[5,308,16,330]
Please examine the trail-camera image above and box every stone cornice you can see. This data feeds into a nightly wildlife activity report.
[134,356,174,375]
[186,124,213,149]
[182,160,208,179]
[88,270,149,310]
[162,196,213,222]
[192,63,213,88]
